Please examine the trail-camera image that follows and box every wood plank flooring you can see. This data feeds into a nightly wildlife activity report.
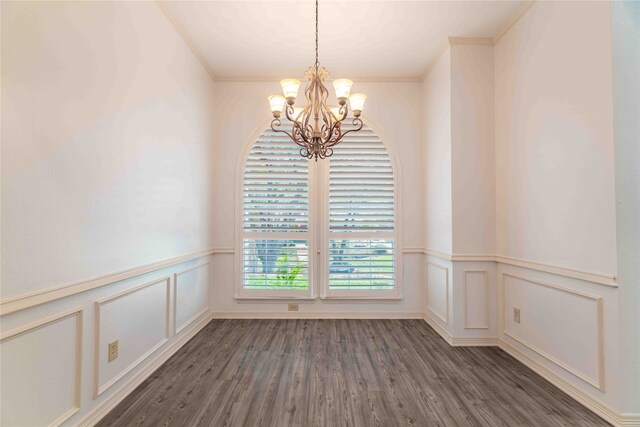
[98,319,609,427]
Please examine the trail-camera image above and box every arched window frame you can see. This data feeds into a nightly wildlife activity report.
[234,118,402,300]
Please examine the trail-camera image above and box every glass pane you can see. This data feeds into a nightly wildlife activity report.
[243,239,309,290]
[328,239,394,290]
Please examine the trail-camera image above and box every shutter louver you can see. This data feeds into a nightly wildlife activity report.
[242,128,310,291]
[328,125,396,291]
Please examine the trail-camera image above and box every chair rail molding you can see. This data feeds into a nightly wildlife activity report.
[0,248,219,316]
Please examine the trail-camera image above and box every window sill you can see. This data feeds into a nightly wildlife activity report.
[234,295,317,302]
[320,295,402,301]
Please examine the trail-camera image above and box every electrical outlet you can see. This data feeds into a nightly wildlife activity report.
[288,303,299,312]
[108,340,119,362]
[513,308,521,324]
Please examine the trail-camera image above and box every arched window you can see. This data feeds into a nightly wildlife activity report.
[238,122,399,299]
[323,125,397,298]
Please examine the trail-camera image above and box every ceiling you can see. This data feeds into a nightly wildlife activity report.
[163,1,528,81]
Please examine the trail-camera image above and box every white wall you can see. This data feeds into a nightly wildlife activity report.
[611,0,640,417]
[1,2,216,425]
[494,1,617,275]
[450,44,496,255]
[211,81,425,316]
[1,1,216,299]
[422,49,453,254]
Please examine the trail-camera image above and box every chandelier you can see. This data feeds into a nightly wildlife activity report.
[267,0,367,160]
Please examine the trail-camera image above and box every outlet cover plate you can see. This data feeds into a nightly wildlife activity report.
[108,340,119,362]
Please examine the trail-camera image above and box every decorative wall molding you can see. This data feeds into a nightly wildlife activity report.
[212,247,423,255]
[78,313,212,427]
[501,273,604,391]
[211,311,424,320]
[174,263,211,334]
[0,248,216,316]
[0,307,83,427]
[419,248,617,287]
[463,270,489,329]
[93,277,171,398]
[426,262,449,324]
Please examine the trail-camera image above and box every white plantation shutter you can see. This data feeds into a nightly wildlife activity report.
[327,124,396,291]
[241,128,310,291]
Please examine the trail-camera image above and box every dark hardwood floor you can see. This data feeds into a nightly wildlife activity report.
[98,319,608,427]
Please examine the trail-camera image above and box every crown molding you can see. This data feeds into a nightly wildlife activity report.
[493,0,537,44]
[213,76,424,83]
[448,37,494,46]
[420,40,450,82]
[155,0,217,82]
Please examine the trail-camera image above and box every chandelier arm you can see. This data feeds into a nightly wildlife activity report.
[270,118,297,142]
[291,123,310,146]
[272,118,311,150]
[283,104,297,123]
[325,117,364,148]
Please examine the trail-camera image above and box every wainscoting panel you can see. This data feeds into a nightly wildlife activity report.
[464,270,489,329]
[174,263,210,334]
[502,273,604,390]
[426,262,449,324]
[0,308,83,427]
[94,277,170,397]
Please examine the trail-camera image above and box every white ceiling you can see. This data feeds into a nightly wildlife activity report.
[163,0,527,81]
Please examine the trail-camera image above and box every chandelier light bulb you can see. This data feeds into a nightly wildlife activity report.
[268,95,285,117]
[333,79,353,105]
[349,93,367,117]
[280,78,301,104]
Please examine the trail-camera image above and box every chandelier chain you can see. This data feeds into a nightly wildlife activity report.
[315,0,319,70]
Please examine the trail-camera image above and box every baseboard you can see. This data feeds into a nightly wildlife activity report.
[422,313,454,345]
[211,311,424,319]
[450,336,498,346]
[422,315,496,347]
[77,312,212,427]
[498,338,627,427]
